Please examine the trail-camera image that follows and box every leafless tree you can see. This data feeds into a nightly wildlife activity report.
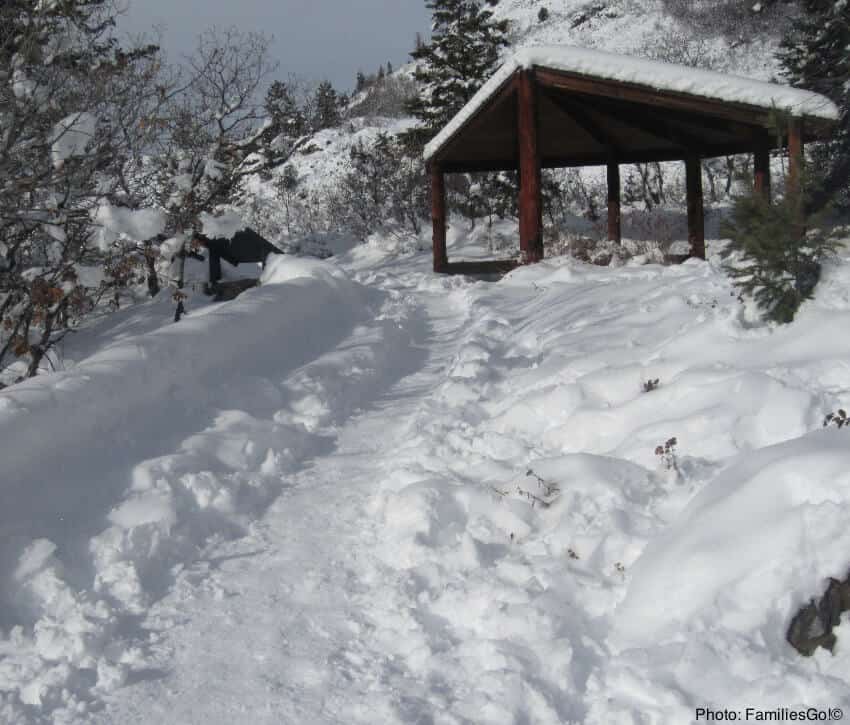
[151,27,279,287]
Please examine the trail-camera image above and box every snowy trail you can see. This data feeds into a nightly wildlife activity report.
[8,249,850,723]
[90,269,486,723]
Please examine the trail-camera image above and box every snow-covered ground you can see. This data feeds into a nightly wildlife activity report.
[3,230,850,723]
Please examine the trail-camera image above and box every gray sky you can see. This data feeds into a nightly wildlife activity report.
[117,0,431,92]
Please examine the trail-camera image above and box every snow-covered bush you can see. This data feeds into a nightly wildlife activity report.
[328,133,429,240]
[349,74,418,120]
[660,0,795,40]
[0,0,168,380]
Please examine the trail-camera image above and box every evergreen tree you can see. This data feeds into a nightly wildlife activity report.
[779,0,850,211]
[406,0,509,139]
[313,80,341,130]
[265,80,307,140]
[721,183,842,324]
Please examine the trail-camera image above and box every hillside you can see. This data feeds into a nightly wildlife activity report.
[494,0,788,78]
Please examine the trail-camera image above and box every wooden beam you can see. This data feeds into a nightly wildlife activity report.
[685,155,705,259]
[440,141,772,174]
[754,132,771,201]
[607,159,621,243]
[431,163,448,273]
[578,97,706,152]
[518,69,543,264]
[578,90,766,144]
[535,67,776,128]
[441,159,518,173]
[442,259,519,276]
[538,142,763,166]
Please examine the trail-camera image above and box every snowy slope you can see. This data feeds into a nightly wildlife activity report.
[493,0,787,78]
[4,232,850,722]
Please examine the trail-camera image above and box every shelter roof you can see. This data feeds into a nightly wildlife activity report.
[424,46,840,168]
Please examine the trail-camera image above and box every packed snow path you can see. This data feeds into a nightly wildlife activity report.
[91,273,494,724]
[4,249,850,723]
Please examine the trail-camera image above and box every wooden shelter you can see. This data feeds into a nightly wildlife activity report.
[424,47,839,274]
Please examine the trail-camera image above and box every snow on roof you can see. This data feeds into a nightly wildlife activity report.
[424,45,840,161]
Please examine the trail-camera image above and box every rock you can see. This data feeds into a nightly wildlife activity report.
[787,572,850,656]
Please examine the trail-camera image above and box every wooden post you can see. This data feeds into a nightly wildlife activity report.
[431,162,447,273]
[607,159,621,243]
[788,118,805,240]
[685,155,705,260]
[517,70,543,264]
[753,135,771,202]
[787,118,804,199]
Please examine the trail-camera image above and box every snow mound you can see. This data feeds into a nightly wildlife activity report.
[0,262,374,721]
[260,253,349,286]
[615,430,850,647]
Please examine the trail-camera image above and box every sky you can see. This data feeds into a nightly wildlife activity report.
[116,0,432,92]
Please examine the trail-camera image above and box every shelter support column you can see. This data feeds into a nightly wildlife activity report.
[431,163,448,273]
[753,134,771,201]
[685,155,705,260]
[518,70,543,263]
[788,118,804,199]
[788,118,805,240]
[607,159,621,243]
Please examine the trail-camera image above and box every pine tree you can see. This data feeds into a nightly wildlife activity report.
[721,182,842,324]
[264,80,306,141]
[406,0,509,139]
[313,80,341,130]
[778,0,850,211]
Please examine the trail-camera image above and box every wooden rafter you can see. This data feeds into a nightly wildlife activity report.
[540,87,623,156]
[534,68,775,127]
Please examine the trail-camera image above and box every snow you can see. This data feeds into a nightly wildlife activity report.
[3,3,850,720]
[260,253,349,286]
[424,45,840,161]
[199,210,246,239]
[50,113,97,169]
[92,205,167,250]
[615,430,850,648]
[4,227,850,722]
